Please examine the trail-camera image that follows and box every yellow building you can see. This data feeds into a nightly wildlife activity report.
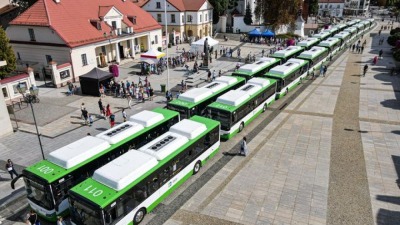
[136,0,213,44]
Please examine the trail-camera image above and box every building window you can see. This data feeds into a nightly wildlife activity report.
[2,87,8,98]
[205,14,207,21]
[155,35,158,44]
[28,28,36,41]
[187,15,192,22]
[182,15,184,23]
[200,15,202,22]
[17,52,21,60]
[111,21,117,29]
[81,54,88,66]
[101,46,106,53]
[13,82,27,95]
[156,2,161,9]
[45,55,52,64]
[337,5,340,8]
[171,14,175,23]
[157,14,162,22]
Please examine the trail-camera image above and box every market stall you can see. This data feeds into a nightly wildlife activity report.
[190,36,219,54]
[79,68,113,96]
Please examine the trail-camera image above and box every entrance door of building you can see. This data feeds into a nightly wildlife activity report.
[118,43,124,59]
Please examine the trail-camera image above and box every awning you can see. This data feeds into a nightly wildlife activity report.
[140,48,166,59]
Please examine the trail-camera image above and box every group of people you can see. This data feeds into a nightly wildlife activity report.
[350,39,367,54]
[101,77,154,103]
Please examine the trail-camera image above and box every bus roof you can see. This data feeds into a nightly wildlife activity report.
[96,122,144,145]
[268,58,307,76]
[169,119,207,139]
[335,23,347,29]
[272,46,303,58]
[297,46,327,59]
[318,38,340,47]
[343,27,357,33]
[47,136,110,169]
[333,31,350,39]
[237,57,279,73]
[208,78,276,111]
[346,20,357,26]
[324,27,338,34]
[312,32,330,40]
[297,38,319,47]
[25,108,178,183]
[129,110,165,127]
[354,23,364,29]
[168,76,243,108]
[92,150,158,191]
[70,116,219,208]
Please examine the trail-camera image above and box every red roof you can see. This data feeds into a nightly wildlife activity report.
[56,63,71,69]
[139,0,209,11]
[0,73,29,85]
[10,0,161,48]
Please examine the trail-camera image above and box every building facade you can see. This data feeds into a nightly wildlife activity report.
[137,0,213,43]
[318,0,345,18]
[344,0,370,15]
[6,0,162,87]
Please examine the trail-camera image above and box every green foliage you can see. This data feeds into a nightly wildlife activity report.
[244,2,253,25]
[209,0,238,24]
[255,0,302,31]
[0,27,16,79]
[390,27,400,35]
[308,0,319,15]
[393,49,400,61]
[387,33,400,46]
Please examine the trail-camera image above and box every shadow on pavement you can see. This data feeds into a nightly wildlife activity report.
[380,99,400,110]
[376,208,400,225]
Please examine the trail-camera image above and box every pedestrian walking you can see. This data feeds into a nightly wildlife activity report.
[352,44,356,52]
[109,114,115,128]
[82,108,88,125]
[361,46,365,53]
[57,216,64,225]
[219,70,222,77]
[149,85,154,101]
[122,109,127,122]
[319,65,324,77]
[98,99,104,117]
[88,114,93,126]
[373,56,378,65]
[261,49,265,57]
[5,159,18,179]
[80,103,85,119]
[207,70,211,82]
[212,70,216,81]
[239,137,248,156]
[26,210,40,225]
[106,104,111,118]
[323,65,327,77]
[127,94,132,108]
[363,64,368,77]
[379,49,383,59]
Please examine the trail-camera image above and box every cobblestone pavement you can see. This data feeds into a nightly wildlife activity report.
[2,19,400,225]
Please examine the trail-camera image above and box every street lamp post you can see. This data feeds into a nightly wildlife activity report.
[17,83,45,160]
[164,0,170,92]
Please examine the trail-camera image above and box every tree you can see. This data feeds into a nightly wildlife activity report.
[0,27,16,79]
[377,0,388,6]
[308,0,319,15]
[208,0,238,24]
[244,2,253,25]
[255,0,302,31]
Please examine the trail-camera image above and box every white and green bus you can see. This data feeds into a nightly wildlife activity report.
[334,23,347,32]
[167,76,245,119]
[206,78,277,139]
[318,37,341,55]
[324,26,339,36]
[296,46,329,70]
[343,27,358,42]
[333,31,351,46]
[13,108,180,221]
[296,38,320,50]
[353,23,366,34]
[262,58,309,99]
[312,31,331,41]
[271,45,304,63]
[231,57,281,81]
[68,116,220,225]
[346,20,357,27]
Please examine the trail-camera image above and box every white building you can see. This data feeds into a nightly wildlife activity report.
[318,0,345,18]
[344,0,370,15]
[6,0,163,87]
[136,0,213,43]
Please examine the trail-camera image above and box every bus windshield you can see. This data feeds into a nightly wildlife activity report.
[70,197,102,225]
[207,108,231,130]
[167,104,189,119]
[24,177,54,210]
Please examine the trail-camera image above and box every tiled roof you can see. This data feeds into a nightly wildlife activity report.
[10,0,161,47]
[183,0,207,11]
[0,73,29,85]
[138,0,208,11]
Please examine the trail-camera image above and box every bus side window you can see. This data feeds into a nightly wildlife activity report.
[134,186,147,202]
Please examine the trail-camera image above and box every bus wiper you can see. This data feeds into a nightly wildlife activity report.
[11,174,24,189]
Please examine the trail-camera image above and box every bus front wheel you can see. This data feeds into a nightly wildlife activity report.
[193,161,201,174]
[239,122,244,132]
[134,208,146,224]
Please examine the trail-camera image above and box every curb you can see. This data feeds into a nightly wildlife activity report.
[0,187,26,212]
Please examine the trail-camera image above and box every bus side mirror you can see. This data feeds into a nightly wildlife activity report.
[11,174,23,189]
[105,213,111,223]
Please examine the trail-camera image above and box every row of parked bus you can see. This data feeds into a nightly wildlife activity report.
[13,18,374,225]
